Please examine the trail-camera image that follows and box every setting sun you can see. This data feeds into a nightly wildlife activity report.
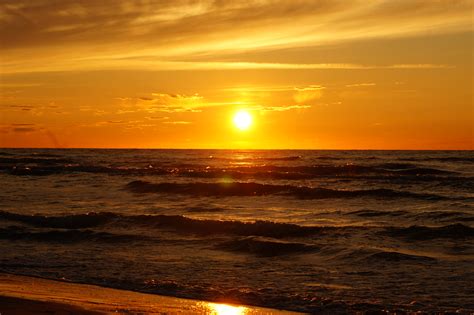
[233,110,253,131]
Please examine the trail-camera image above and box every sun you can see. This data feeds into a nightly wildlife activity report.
[233,110,252,131]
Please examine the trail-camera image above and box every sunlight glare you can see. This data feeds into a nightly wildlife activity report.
[207,302,247,315]
[233,110,252,131]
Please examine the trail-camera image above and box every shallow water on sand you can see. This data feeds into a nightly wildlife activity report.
[0,149,473,313]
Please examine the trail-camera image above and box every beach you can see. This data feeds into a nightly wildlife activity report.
[0,273,297,314]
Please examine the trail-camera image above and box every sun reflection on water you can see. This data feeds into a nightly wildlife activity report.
[205,302,248,315]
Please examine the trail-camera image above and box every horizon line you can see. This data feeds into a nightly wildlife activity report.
[0,147,472,151]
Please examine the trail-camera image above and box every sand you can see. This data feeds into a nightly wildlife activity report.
[0,273,300,314]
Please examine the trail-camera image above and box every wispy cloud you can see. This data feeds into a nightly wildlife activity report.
[146,116,169,121]
[253,105,312,112]
[163,121,192,125]
[3,104,35,111]
[293,86,325,103]
[0,59,455,73]
[0,123,41,133]
[345,83,377,87]
[0,0,469,73]
[137,93,204,113]
[1,103,66,115]
[116,86,323,114]
[224,85,325,93]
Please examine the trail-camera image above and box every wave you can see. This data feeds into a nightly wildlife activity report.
[0,156,74,165]
[315,156,343,160]
[263,156,302,161]
[125,180,447,200]
[0,226,144,243]
[186,206,226,213]
[215,236,318,256]
[365,251,437,263]
[125,215,327,238]
[348,209,409,217]
[348,209,474,223]
[30,152,66,158]
[0,210,116,229]
[384,224,474,240]
[401,157,474,163]
[1,157,461,180]
[209,155,302,162]
[0,151,65,158]
[224,164,456,177]
[3,165,170,176]
[0,210,328,238]
[3,210,472,241]
[413,211,474,222]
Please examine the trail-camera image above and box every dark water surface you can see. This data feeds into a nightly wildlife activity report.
[0,149,473,313]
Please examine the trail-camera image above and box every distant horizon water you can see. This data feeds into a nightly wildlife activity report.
[1,147,473,151]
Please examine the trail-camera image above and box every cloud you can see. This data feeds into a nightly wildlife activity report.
[12,127,36,133]
[3,104,34,111]
[1,103,67,116]
[2,1,470,50]
[146,116,169,121]
[345,83,376,87]
[163,121,192,125]
[0,83,43,88]
[223,85,323,107]
[254,105,312,112]
[225,85,326,93]
[112,83,328,117]
[0,0,470,73]
[0,59,455,73]
[105,120,127,124]
[387,64,454,69]
[97,120,140,126]
[293,85,324,103]
[82,118,191,129]
[128,93,205,113]
[117,86,322,114]
[0,123,41,133]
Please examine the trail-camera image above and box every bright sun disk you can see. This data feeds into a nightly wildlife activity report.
[233,110,252,131]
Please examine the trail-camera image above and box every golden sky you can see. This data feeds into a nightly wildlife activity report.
[0,0,472,149]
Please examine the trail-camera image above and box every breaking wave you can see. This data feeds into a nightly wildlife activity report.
[365,251,437,263]
[384,223,474,240]
[1,156,462,181]
[0,210,116,229]
[215,236,318,256]
[125,180,448,200]
[209,155,303,162]
[0,210,326,238]
[0,226,145,243]
[401,157,474,163]
[348,209,409,217]
[4,210,472,242]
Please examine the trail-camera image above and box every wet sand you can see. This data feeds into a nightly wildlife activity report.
[0,273,299,314]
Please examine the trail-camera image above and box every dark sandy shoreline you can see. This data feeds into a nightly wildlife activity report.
[0,273,299,314]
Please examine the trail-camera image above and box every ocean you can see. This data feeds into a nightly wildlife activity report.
[0,149,472,313]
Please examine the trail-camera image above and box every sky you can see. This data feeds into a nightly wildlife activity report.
[0,0,472,149]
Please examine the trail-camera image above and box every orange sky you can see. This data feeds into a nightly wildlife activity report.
[0,0,472,149]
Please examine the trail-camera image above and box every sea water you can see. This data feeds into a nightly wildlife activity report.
[0,149,473,313]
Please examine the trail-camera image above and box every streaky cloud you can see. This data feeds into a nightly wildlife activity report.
[0,59,454,73]
[0,0,469,74]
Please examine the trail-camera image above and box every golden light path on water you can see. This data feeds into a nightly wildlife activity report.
[206,302,248,315]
